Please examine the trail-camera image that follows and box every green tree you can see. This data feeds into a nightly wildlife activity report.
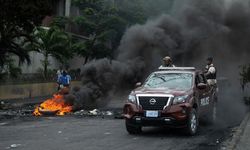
[27,27,73,78]
[0,0,52,69]
[114,0,146,25]
[240,64,250,90]
[71,0,127,63]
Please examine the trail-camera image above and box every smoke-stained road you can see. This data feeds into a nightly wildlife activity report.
[0,77,246,150]
[0,116,234,150]
[0,86,246,150]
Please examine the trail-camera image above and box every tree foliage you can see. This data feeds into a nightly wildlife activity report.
[71,0,127,63]
[240,64,250,90]
[27,27,73,78]
[0,0,52,67]
[114,0,146,25]
[69,0,150,64]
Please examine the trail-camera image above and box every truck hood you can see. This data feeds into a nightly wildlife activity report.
[132,87,192,96]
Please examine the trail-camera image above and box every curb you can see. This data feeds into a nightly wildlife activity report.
[222,112,250,150]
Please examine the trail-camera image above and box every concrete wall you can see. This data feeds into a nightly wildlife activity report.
[19,51,84,73]
[19,52,60,74]
[0,81,81,100]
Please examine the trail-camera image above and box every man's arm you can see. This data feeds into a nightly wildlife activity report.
[67,75,71,85]
[205,67,216,76]
[208,67,216,74]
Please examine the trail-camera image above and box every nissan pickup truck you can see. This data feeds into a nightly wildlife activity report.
[123,67,217,135]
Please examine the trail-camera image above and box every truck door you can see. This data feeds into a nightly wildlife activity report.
[196,74,210,114]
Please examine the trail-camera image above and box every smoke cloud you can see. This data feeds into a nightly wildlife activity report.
[71,0,250,123]
[70,58,145,109]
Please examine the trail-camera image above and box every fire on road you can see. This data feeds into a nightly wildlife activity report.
[33,94,73,116]
[33,87,74,116]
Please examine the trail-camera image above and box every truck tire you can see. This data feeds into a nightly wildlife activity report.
[185,109,198,136]
[125,119,142,134]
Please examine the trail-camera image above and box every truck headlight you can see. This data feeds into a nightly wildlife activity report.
[173,95,189,105]
[128,95,136,103]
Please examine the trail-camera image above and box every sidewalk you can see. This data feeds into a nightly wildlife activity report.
[236,113,250,150]
[223,112,250,150]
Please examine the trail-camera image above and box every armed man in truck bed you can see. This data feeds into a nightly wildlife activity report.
[158,56,176,69]
[204,57,217,86]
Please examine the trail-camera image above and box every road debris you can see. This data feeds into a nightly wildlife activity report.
[74,109,118,118]
[216,139,220,144]
[0,122,8,126]
[10,144,21,148]
[104,132,111,135]
[5,144,22,149]
[0,101,12,110]
[105,111,113,116]
[89,109,99,115]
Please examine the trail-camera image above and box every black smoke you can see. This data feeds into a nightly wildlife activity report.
[70,0,250,119]
[69,58,145,109]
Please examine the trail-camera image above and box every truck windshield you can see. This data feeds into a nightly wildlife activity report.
[144,73,193,90]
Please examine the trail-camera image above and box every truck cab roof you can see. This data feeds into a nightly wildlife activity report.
[157,67,202,74]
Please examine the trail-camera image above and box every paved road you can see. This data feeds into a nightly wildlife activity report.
[0,115,233,150]
[0,87,247,150]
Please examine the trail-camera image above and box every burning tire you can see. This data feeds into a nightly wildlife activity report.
[38,107,59,116]
[125,119,142,134]
[185,109,198,135]
[33,94,73,116]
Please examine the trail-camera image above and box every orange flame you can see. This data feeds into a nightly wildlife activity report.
[33,94,73,116]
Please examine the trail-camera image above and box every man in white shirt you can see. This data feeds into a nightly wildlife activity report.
[56,66,63,90]
[56,66,63,79]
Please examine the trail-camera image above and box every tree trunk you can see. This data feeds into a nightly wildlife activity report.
[43,53,49,79]
[84,56,89,64]
[83,36,96,65]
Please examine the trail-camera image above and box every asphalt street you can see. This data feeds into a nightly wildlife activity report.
[0,115,233,150]
[0,86,246,150]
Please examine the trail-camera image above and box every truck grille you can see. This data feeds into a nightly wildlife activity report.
[138,96,169,110]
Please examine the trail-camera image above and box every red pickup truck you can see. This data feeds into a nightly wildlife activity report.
[123,67,217,135]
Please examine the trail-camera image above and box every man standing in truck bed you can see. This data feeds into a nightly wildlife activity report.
[204,57,217,86]
[158,56,176,69]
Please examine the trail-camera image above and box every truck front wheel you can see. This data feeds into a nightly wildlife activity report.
[185,109,198,135]
[125,119,142,134]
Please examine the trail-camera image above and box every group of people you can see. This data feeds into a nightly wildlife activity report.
[56,68,71,91]
[159,56,217,86]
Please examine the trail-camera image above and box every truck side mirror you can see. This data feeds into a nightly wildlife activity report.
[135,82,142,87]
[197,83,207,90]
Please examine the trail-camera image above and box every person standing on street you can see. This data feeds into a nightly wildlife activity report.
[57,70,71,90]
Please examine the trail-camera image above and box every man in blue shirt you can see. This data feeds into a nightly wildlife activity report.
[58,71,71,90]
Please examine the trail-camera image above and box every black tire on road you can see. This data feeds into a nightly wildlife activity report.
[185,109,198,136]
[125,119,142,134]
